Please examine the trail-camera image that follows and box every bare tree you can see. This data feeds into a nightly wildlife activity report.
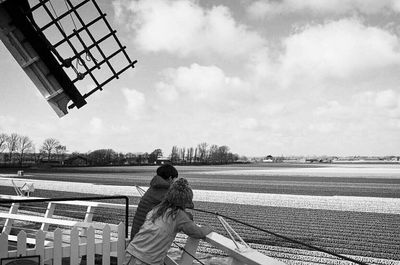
[186,147,194,163]
[209,144,219,163]
[170,146,179,164]
[194,148,198,163]
[180,147,186,162]
[55,145,67,163]
[0,133,8,163]
[41,138,60,161]
[6,133,20,163]
[0,133,7,153]
[18,135,34,165]
[197,142,208,163]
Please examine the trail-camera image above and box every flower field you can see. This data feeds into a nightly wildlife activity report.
[0,164,399,264]
[2,164,399,197]
[190,201,400,263]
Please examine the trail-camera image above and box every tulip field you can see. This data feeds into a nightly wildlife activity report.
[189,201,400,264]
[0,163,399,264]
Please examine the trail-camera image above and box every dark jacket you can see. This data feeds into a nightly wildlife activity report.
[130,175,171,240]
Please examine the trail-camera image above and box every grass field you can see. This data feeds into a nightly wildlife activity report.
[0,164,399,264]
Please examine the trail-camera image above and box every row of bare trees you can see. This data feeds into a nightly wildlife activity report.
[0,132,241,167]
[170,142,239,164]
[0,132,65,165]
[83,144,239,166]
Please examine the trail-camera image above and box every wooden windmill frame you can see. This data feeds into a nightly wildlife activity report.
[0,0,137,117]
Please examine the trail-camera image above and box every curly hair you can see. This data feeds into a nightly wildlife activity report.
[151,178,193,222]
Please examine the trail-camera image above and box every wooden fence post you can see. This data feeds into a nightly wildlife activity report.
[71,227,80,265]
[102,225,111,265]
[0,232,8,259]
[86,226,95,265]
[53,228,63,265]
[117,223,125,265]
[17,230,27,256]
[35,230,45,265]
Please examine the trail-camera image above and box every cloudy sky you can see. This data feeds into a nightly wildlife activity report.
[1,0,400,157]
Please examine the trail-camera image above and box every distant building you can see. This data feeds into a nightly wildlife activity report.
[262,155,274,163]
[156,157,171,165]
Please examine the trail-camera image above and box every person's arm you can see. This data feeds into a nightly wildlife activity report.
[176,210,212,239]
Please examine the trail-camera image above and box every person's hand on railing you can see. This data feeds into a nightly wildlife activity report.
[200,225,213,237]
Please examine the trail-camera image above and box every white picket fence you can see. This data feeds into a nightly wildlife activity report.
[0,224,126,265]
[0,228,286,265]
[0,194,286,265]
[0,224,287,265]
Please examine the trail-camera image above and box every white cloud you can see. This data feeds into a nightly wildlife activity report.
[262,103,287,116]
[89,117,103,134]
[122,88,146,119]
[0,115,17,132]
[113,0,265,58]
[155,82,179,102]
[311,90,400,135]
[245,48,277,89]
[314,101,348,117]
[161,64,226,99]
[110,125,130,134]
[277,18,400,87]
[247,0,400,18]
[355,89,400,119]
[375,90,399,109]
[308,122,337,133]
[240,118,259,130]
[0,115,55,137]
[157,64,250,106]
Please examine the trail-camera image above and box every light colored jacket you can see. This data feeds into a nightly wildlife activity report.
[126,208,210,265]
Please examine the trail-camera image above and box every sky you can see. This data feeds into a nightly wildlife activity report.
[1,0,400,157]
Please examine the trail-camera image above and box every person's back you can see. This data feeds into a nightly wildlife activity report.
[124,178,212,265]
[130,164,178,240]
